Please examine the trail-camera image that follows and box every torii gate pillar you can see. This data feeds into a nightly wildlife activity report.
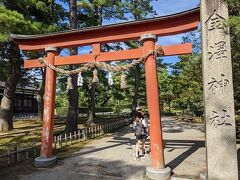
[35,47,58,167]
[141,34,171,179]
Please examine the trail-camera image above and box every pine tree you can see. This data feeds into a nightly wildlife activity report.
[224,0,240,111]
[65,0,79,134]
[123,0,156,115]
[170,31,203,116]
[0,1,66,131]
[77,0,126,124]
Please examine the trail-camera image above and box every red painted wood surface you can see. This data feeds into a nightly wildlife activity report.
[12,9,199,51]
[144,38,165,169]
[40,50,57,158]
[24,43,192,69]
[92,43,101,54]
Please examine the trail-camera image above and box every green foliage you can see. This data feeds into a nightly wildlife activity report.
[236,115,240,121]
[158,67,174,112]
[77,0,126,26]
[163,31,204,116]
[56,106,113,116]
[170,54,203,116]
[56,92,69,107]
[1,0,66,26]
[225,0,240,16]
[228,16,240,33]
[224,0,240,110]
[0,0,67,87]
[0,61,9,81]
[0,1,66,41]
[116,0,156,112]
[123,0,156,19]
[0,6,37,41]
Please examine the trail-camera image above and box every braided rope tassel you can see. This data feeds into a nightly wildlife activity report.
[92,69,99,83]
[66,76,73,90]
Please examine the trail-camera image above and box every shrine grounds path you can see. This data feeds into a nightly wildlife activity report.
[13,117,206,179]
[11,117,205,180]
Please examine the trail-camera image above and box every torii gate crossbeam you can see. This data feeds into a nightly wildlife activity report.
[12,8,199,51]
[24,43,192,68]
[11,7,200,180]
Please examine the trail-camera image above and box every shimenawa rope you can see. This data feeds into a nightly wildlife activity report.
[38,47,163,89]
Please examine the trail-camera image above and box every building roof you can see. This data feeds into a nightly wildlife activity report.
[0,81,39,92]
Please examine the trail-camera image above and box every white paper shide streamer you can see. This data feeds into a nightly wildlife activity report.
[77,72,83,86]
[108,72,113,86]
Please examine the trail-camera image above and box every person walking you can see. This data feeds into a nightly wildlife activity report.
[134,113,147,158]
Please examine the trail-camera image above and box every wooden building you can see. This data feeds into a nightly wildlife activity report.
[0,82,39,115]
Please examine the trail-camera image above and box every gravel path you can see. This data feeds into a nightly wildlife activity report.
[16,117,206,180]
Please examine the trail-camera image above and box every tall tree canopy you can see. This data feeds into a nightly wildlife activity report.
[0,0,66,131]
[225,0,240,111]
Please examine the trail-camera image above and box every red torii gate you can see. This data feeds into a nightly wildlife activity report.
[12,8,200,179]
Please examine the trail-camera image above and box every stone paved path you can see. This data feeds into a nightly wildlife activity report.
[17,117,206,180]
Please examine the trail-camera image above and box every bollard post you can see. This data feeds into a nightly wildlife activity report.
[60,135,62,148]
[15,145,19,162]
[7,148,10,165]
[33,142,37,157]
[54,136,57,149]
[74,131,77,140]
[25,146,29,159]
[70,132,72,144]
[78,130,81,141]
[65,133,67,146]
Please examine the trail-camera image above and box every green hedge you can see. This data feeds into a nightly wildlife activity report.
[160,111,177,116]
[55,107,68,117]
[236,115,240,121]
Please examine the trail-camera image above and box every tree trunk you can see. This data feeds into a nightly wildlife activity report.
[86,83,96,125]
[37,68,45,121]
[0,61,21,131]
[130,4,142,117]
[168,100,171,113]
[86,5,102,125]
[100,93,110,106]
[132,64,141,115]
[97,6,103,25]
[65,0,78,134]
[65,67,78,133]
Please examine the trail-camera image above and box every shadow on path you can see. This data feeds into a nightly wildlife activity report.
[74,128,133,157]
[162,118,205,133]
[72,157,146,180]
[165,139,205,170]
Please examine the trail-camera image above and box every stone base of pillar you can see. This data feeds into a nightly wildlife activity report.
[35,156,57,167]
[146,166,171,180]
